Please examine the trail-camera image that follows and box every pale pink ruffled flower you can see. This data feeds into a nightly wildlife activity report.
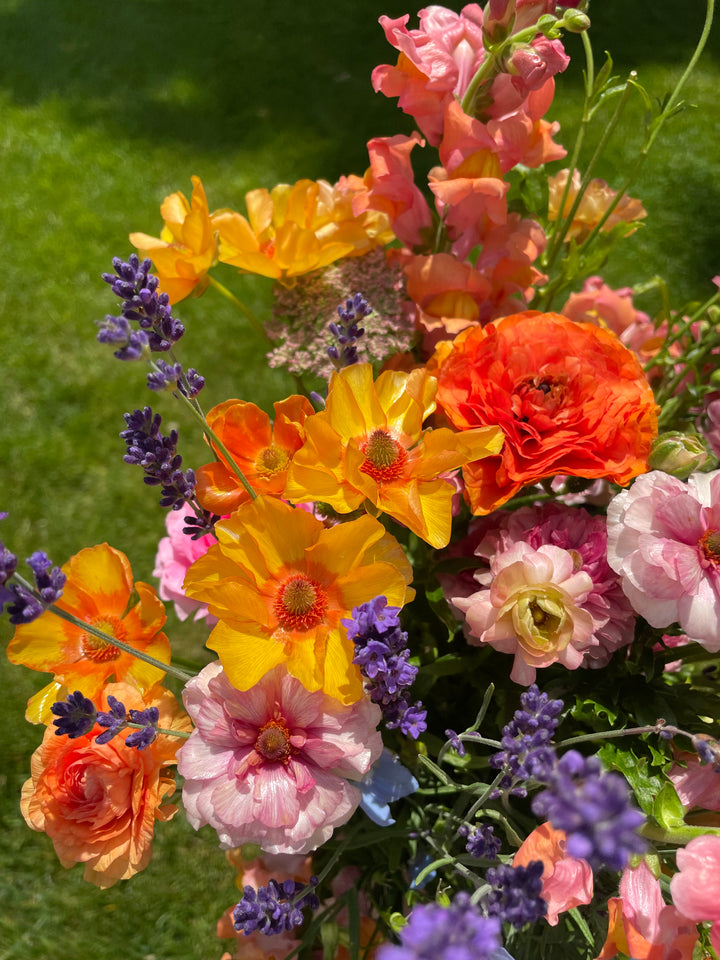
[177,662,382,854]
[153,509,216,622]
[453,541,595,685]
[606,470,720,651]
[670,835,720,955]
[514,823,593,925]
[668,752,720,812]
[444,503,635,669]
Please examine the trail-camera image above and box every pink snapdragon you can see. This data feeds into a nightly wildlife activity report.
[153,509,216,622]
[669,752,720,812]
[606,470,720,651]
[177,662,383,854]
[513,823,593,925]
[670,835,720,955]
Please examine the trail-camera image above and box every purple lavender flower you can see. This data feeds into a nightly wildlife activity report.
[101,254,184,353]
[26,552,66,605]
[483,861,547,929]
[1,548,65,624]
[121,406,197,510]
[125,705,160,750]
[232,877,319,936]
[147,360,205,398]
[95,695,128,744]
[464,823,501,861]
[445,729,467,758]
[376,892,501,960]
[0,541,17,586]
[4,584,45,624]
[50,691,98,738]
[531,749,646,871]
[96,315,150,361]
[489,685,564,796]
[327,292,372,370]
[345,597,427,739]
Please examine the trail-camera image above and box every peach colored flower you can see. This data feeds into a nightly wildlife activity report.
[129,175,219,303]
[435,311,658,514]
[195,394,315,515]
[513,823,593,925]
[183,495,414,704]
[548,168,647,242]
[284,363,503,548]
[7,543,171,724]
[20,682,190,888]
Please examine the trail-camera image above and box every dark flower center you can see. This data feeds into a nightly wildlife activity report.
[274,574,328,631]
[699,528,720,564]
[512,375,567,422]
[254,718,292,763]
[360,429,407,483]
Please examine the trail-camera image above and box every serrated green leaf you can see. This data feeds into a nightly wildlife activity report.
[598,742,665,817]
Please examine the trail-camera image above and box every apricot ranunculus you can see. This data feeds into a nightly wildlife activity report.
[129,175,219,303]
[283,363,503,548]
[548,168,647,243]
[435,311,658,513]
[7,543,171,724]
[195,394,315,515]
[182,496,414,704]
[20,682,190,888]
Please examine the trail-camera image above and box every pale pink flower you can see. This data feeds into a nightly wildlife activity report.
[671,835,720,955]
[177,662,383,854]
[669,752,720,812]
[453,541,595,685]
[596,860,699,960]
[513,823,593,925]
[153,509,217,622]
[507,37,570,98]
[606,470,720,651]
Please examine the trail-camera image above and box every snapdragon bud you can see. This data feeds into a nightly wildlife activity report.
[483,0,516,45]
[561,8,591,32]
[648,431,716,479]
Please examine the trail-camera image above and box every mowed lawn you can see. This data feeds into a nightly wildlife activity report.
[0,1,718,957]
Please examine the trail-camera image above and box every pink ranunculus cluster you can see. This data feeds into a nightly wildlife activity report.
[606,469,720,652]
[444,503,635,684]
[177,662,383,855]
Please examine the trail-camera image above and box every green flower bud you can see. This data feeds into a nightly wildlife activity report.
[562,9,591,33]
[648,432,716,479]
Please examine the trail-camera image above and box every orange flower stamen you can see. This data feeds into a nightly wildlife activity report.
[254,717,293,764]
[360,429,408,484]
[699,529,720,565]
[80,617,125,663]
[255,444,290,477]
[273,575,328,631]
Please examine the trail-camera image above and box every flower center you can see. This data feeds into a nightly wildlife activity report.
[255,444,290,477]
[512,375,567,422]
[513,592,566,652]
[274,574,328,631]
[699,528,720,564]
[360,429,408,483]
[254,718,292,763]
[81,617,124,662]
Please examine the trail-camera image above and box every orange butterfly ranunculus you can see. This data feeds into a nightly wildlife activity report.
[21,682,190,888]
[7,543,171,723]
[195,394,315,515]
[435,311,659,514]
[130,175,219,303]
[283,363,504,549]
[182,495,414,705]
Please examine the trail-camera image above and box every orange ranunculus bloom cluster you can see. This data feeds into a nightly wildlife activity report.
[21,682,190,888]
[7,543,171,723]
[435,311,659,514]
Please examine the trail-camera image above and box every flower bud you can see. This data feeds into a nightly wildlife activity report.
[483,0,516,45]
[561,8,591,32]
[648,432,716,479]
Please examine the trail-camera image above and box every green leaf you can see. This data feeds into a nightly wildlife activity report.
[424,585,461,642]
[321,920,340,960]
[653,782,686,830]
[598,742,665,817]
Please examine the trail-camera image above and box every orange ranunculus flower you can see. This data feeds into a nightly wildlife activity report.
[20,682,190,888]
[129,175,219,303]
[283,363,503,548]
[7,543,171,724]
[214,179,393,284]
[182,496,414,704]
[435,311,659,514]
[195,395,315,515]
[548,169,647,243]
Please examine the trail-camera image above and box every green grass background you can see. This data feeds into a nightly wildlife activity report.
[0,1,718,957]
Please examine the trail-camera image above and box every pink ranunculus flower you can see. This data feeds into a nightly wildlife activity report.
[671,835,720,955]
[513,823,593,925]
[177,662,383,854]
[606,470,720,651]
[153,508,217,622]
[453,541,595,684]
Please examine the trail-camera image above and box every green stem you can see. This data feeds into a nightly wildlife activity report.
[124,721,192,739]
[207,274,270,341]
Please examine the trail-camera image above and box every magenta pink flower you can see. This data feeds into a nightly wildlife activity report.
[671,835,720,955]
[606,470,720,651]
[153,509,217,622]
[177,662,382,854]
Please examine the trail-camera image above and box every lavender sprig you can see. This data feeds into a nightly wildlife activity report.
[232,877,320,936]
[100,254,184,354]
[327,292,372,370]
[120,406,197,510]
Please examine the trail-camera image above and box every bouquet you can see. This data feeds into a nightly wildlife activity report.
[4,1,720,957]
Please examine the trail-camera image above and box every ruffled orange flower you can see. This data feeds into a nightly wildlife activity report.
[21,681,190,888]
[7,543,171,723]
[548,169,647,242]
[130,175,219,303]
[214,179,392,283]
[283,363,503,548]
[435,311,658,514]
[183,496,414,704]
[195,395,315,515]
